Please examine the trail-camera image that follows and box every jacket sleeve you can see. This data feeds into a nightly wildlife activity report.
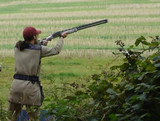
[41,37,64,58]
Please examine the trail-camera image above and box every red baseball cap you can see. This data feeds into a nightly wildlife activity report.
[23,26,41,40]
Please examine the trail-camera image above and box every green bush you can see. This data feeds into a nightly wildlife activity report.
[86,36,160,121]
[43,36,160,121]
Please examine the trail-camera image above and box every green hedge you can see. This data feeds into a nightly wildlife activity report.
[43,36,160,121]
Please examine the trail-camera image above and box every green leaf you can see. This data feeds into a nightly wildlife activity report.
[145,64,156,72]
[138,92,147,101]
[154,63,160,68]
[135,36,146,46]
[106,88,117,95]
[130,95,138,103]
[141,40,150,46]
[137,83,150,88]
[132,104,141,111]
[138,72,149,80]
[135,36,150,46]
[91,119,98,121]
[65,96,76,100]
[125,84,134,91]
[129,45,134,49]
[109,114,117,121]
[140,113,151,119]
[150,41,159,47]
[109,95,116,100]
[110,65,120,70]
[75,91,84,95]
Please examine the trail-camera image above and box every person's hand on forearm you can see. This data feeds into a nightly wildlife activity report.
[61,32,68,38]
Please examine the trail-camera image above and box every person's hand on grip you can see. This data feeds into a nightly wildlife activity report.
[43,40,48,46]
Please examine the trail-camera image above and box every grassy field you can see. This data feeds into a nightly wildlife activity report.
[0,0,160,56]
[0,0,160,108]
[0,56,119,107]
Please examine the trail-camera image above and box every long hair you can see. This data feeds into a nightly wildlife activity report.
[16,33,35,51]
[15,40,30,51]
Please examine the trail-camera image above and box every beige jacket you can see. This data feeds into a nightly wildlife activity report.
[8,38,63,106]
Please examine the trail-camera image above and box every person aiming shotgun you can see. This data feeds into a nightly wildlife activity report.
[8,26,68,121]
[8,19,107,121]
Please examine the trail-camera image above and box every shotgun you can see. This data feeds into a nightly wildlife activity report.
[41,19,108,44]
